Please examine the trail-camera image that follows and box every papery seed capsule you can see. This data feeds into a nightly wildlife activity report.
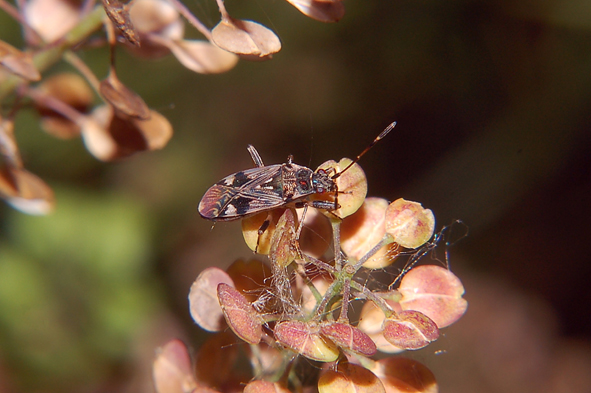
[398,265,468,328]
[274,321,339,362]
[318,363,385,393]
[314,158,367,219]
[383,310,439,350]
[188,267,234,332]
[217,283,262,344]
[384,198,435,249]
[320,322,377,356]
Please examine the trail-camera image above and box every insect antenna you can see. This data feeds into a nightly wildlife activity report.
[332,121,396,179]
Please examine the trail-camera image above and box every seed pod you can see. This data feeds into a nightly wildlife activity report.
[384,199,435,249]
[383,310,439,350]
[274,320,339,362]
[320,322,377,356]
[217,283,262,344]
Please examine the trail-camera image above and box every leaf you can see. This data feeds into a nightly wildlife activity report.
[211,18,281,58]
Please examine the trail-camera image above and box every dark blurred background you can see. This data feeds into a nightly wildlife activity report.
[1,0,591,392]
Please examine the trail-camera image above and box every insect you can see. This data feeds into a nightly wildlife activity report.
[198,122,396,222]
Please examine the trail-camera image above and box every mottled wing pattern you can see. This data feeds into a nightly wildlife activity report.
[198,165,285,220]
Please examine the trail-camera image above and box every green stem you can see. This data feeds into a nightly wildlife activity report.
[349,280,397,318]
[0,5,105,100]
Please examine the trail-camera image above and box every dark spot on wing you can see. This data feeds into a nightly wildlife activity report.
[216,171,251,188]
[231,197,251,215]
[232,172,250,187]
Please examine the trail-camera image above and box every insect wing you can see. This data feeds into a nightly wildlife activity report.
[199,165,285,221]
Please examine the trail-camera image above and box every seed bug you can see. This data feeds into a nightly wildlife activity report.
[198,122,396,222]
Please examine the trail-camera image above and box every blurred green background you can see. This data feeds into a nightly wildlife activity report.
[1,0,591,392]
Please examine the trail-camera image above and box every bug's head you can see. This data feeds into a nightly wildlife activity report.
[311,169,337,194]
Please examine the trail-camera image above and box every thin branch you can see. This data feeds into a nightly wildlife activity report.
[168,0,212,40]
[63,50,101,93]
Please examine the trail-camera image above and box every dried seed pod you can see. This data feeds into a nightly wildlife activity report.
[269,209,299,268]
[194,332,239,389]
[274,320,339,362]
[384,198,435,249]
[318,362,385,393]
[24,0,81,42]
[297,206,331,258]
[398,265,467,328]
[314,158,367,219]
[211,17,281,58]
[217,283,262,344]
[341,197,400,268]
[372,357,438,393]
[100,70,151,120]
[383,310,439,350]
[242,208,293,255]
[357,295,404,353]
[152,339,198,393]
[102,0,141,47]
[36,73,94,139]
[243,380,291,393]
[167,39,239,74]
[226,259,271,303]
[0,166,55,215]
[128,0,184,58]
[285,0,345,23]
[320,322,377,356]
[188,267,233,332]
[82,105,172,161]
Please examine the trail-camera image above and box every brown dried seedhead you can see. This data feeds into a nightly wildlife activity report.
[1,0,346,213]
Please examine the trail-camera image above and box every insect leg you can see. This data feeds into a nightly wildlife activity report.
[247,145,265,167]
[295,204,308,241]
[310,200,339,210]
[255,212,272,253]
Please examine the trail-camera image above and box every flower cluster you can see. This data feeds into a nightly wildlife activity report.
[0,0,346,214]
[153,154,468,392]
